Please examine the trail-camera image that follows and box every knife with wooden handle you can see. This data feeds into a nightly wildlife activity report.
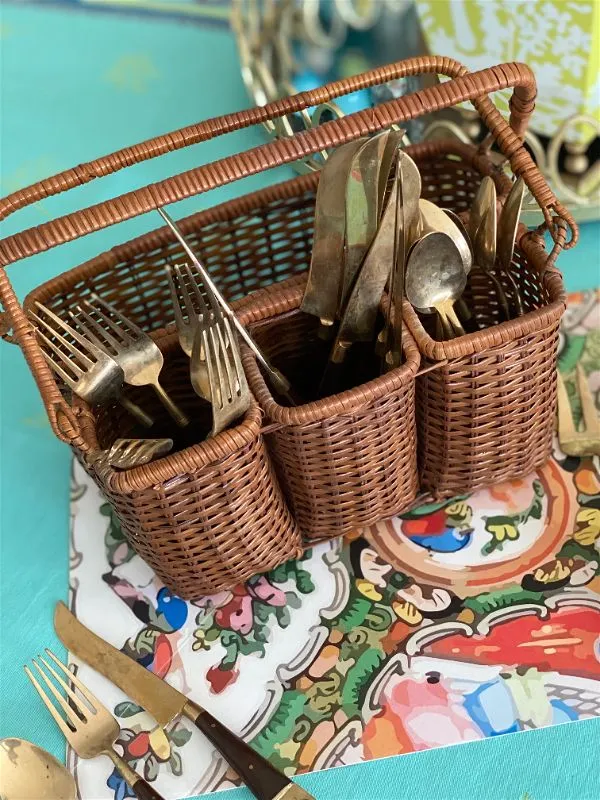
[54,602,314,800]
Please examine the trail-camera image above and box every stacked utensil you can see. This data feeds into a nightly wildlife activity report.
[298,133,528,397]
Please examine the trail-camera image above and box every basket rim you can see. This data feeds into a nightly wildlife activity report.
[22,139,512,318]
[238,277,421,426]
[403,230,566,361]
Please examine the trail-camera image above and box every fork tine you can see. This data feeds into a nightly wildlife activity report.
[90,294,146,341]
[41,350,78,388]
[224,318,247,399]
[82,298,133,345]
[215,321,235,401]
[174,264,200,322]
[24,665,73,739]
[35,327,85,378]
[37,653,93,717]
[202,327,219,409]
[30,658,83,728]
[209,325,227,406]
[166,265,187,329]
[44,649,102,711]
[183,263,212,321]
[71,305,122,352]
[557,370,577,440]
[577,363,600,434]
[31,309,95,367]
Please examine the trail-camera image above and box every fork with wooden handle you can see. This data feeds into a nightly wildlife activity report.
[25,650,165,800]
[557,364,600,456]
[74,294,189,427]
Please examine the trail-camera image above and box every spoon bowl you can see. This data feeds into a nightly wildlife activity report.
[0,738,76,800]
[406,232,467,338]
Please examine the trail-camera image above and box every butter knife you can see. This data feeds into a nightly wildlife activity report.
[54,602,314,800]
[340,131,390,311]
[301,137,367,339]
[318,167,400,395]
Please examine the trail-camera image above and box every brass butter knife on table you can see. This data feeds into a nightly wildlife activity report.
[54,602,314,800]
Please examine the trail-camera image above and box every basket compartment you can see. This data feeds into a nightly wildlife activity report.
[239,279,420,541]
[404,235,565,499]
[72,332,302,600]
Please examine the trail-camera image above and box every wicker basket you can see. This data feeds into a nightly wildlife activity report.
[238,277,420,540]
[404,232,565,499]
[0,57,577,596]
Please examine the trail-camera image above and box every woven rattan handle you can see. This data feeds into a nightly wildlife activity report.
[0,57,576,444]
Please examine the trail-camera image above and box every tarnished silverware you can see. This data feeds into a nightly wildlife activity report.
[54,602,316,800]
[30,303,154,428]
[319,170,399,394]
[166,261,213,400]
[301,137,366,338]
[497,176,526,315]
[76,295,189,428]
[157,207,296,405]
[341,131,390,309]
[106,437,174,469]
[470,176,512,321]
[25,650,165,800]
[557,365,600,457]
[0,738,77,800]
[192,285,252,436]
[77,294,190,428]
[405,231,467,339]
[419,199,472,273]
[382,149,421,371]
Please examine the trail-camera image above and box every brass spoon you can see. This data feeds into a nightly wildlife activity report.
[470,177,512,321]
[419,199,472,273]
[0,738,76,800]
[497,177,526,315]
[405,232,467,339]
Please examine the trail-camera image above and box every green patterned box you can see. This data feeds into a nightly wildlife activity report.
[416,0,599,145]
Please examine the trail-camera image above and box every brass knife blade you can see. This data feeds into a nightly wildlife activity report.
[54,601,187,727]
[335,177,399,346]
[341,131,390,311]
[301,137,366,326]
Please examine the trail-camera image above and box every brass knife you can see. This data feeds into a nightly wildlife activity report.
[301,137,367,338]
[383,150,421,370]
[340,131,390,312]
[54,602,314,800]
[318,165,400,395]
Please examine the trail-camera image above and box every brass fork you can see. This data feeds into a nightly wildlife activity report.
[25,650,165,800]
[557,364,600,456]
[192,287,252,436]
[30,303,153,428]
[73,295,189,428]
[165,262,212,400]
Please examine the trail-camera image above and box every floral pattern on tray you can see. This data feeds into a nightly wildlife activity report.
[67,291,600,799]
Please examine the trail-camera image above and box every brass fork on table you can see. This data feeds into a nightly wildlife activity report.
[557,364,600,457]
[25,650,165,800]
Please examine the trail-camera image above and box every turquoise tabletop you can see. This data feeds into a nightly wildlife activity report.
[1,4,599,800]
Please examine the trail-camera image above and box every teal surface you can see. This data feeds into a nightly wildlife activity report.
[1,4,599,799]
